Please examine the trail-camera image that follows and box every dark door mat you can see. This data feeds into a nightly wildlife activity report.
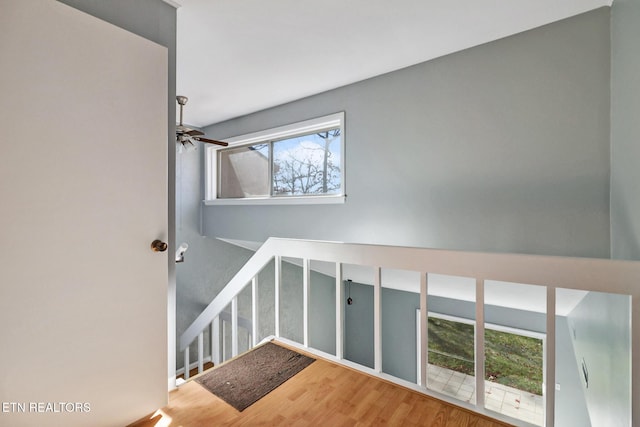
[195,342,315,411]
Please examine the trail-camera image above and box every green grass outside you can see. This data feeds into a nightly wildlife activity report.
[428,317,543,395]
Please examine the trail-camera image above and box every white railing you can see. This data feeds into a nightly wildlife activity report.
[180,311,252,380]
[179,237,640,426]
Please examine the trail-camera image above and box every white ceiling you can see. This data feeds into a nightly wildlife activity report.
[175,0,610,128]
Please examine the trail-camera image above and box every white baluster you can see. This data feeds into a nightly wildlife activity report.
[232,296,239,357]
[545,287,556,427]
[197,332,204,374]
[475,278,485,408]
[419,272,428,388]
[303,258,310,347]
[222,320,227,362]
[183,346,190,380]
[335,262,343,360]
[275,255,281,338]
[374,267,382,373]
[252,276,259,347]
[211,317,220,365]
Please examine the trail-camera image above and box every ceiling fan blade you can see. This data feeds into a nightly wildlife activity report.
[186,129,204,136]
[195,137,229,147]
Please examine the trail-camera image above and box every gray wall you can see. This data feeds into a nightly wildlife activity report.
[611,0,640,260]
[309,268,337,354]
[566,291,631,427]
[58,0,177,52]
[202,8,611,259]
[344,281,375,369]
[382,288,421,381]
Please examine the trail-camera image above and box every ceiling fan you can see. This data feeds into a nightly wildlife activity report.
[176,95,228,150]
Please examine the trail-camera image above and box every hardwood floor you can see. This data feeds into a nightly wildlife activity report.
[131,344,513,427]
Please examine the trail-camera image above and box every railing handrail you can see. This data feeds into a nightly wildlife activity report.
[179,239,276,351]
[267,237,640,292]
[180,236,640,351]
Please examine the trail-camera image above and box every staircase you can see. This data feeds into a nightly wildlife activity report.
[178,237,640,427]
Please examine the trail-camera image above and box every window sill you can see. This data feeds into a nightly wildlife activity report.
[204,195,346,206]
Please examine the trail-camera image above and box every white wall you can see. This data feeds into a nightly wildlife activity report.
[566,292,631,426]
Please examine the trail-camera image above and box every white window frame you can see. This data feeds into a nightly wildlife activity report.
[204,112,345,205]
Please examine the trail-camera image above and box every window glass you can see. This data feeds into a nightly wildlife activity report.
[272,130,341,196]
[210,112,344,203]
[218,144,269,198]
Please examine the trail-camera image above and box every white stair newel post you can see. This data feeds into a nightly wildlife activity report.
[183,346,190,380]
[232,295,239,357]
[275,255,281,338]
[252,276,259,347]
[374,267,382,373]
[335,262,344,360]
[303,258,310,347]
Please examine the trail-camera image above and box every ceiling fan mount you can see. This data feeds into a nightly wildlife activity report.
[176,95,189,106]
[176,96,228,150]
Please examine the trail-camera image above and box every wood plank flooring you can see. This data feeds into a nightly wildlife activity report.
[130,344,513,427]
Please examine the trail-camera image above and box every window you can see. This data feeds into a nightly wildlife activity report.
[205,112,345,205]
[426,315,544,396]
[417,311,545,426]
